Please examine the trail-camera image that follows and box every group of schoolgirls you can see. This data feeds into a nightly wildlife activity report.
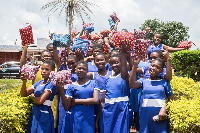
[20,16,191,133]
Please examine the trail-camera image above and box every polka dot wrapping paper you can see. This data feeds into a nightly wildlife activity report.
[58,47,66,66]
[88,33,101,40]
[50,70,72,86]
[100,30,111,36]
[20,64,39,80]
[112,31,134,47]
[19,24,34,46]
[103,43,110,54]
[178,41,195,49]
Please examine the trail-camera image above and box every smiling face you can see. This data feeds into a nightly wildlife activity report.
[75,63,88,78]
[149,60,163,78]
[41,63,52,79]
[94,54,106,70]
[109,56,121,73]
[153,34,162,45]
[150,52,160,63]
[41,51,52,62]
[67,58,77,72]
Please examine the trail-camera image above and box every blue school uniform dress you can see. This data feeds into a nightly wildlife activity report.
[88,61,112,72]
[61,80,99,133]
[147,43,163,60]
[137,78,173,133]
[58,65,78,133]
[100,74,130,133]
[93,70,112,116]
[27,80,57,133]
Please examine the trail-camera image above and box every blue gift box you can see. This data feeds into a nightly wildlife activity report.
[52,34,71,47]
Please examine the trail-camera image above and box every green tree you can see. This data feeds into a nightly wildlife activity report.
[41,0,99,33]
[140,19,190,47]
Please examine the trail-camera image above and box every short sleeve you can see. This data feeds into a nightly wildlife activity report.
[137,78,144,89]
[158,68,166,79]
[32,80,42,90]
[164,81,173,96]
[106,63,112,71]
[45,81,54,93]
[65,85,73,98]
[93,80,100,91]
[142,66,149,75]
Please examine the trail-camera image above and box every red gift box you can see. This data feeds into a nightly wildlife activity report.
[88,33,101,40]
[178,41,195,49]
[19,23,34,46]
[100,30,111,36]
[112,31,134,47]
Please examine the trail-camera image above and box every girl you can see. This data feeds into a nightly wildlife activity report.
[148,33,191,60]
[129,58,173,133]
[52,46,78,133]
[20,60,57,133]
[87,53,112,119]
[96,43,130,133]
[57,60,99,133]
[87,43,111,72]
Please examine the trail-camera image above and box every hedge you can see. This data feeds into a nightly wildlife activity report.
[171,49,200,81]
[0,76,199,132]
[0,80,33,133]
[167,75,200,132]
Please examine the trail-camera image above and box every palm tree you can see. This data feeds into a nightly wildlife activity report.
[41,0,99,33]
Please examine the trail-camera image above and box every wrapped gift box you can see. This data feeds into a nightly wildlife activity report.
[19,23,34,46]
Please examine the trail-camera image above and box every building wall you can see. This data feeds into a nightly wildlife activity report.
[0,52,22,64]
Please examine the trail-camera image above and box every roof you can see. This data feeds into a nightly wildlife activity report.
[0,38,53,52]
[0,45,22,52]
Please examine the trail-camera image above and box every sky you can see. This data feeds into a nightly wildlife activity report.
[0,0,199,50]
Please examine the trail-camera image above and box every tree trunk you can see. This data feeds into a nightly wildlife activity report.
[68,0,73,33]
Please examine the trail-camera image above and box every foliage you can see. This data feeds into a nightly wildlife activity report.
[167,75,200,132]
[0,80,33,133]
[41,0,99,33]
[171,49,200,81]
[0,79,22,92]
[140,19,190,48]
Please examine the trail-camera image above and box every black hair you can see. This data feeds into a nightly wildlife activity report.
[43,60,55,70]
[46,43,53,49]
[94,53,106,60]
[67,55,77,61]
[154,33,162,38]
[152,58,165,68]
[152,50,163,58]
[92,43,104,52]
[110,54,121,58]
[76,60,88,69]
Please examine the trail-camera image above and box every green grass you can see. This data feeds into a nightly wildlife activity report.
[0,79,22,92]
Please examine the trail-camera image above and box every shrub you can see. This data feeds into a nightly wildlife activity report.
[167,75,200,132]
[171,49,200,81]
[0,80,33,133]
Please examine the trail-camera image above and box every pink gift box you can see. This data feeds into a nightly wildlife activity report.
[50,70,72,85]
[110,12,119,23]
[112,31,134,47]
[19,23,34,46]
[178,41,195,49]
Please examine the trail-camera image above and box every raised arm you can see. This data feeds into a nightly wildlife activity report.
[20,73,34,97]
[163,44,190,52]
[52,46,61,69]
[20,44,28,68]
[162,50,172,82]
[129,58,141,88]
[121,42,129,81]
